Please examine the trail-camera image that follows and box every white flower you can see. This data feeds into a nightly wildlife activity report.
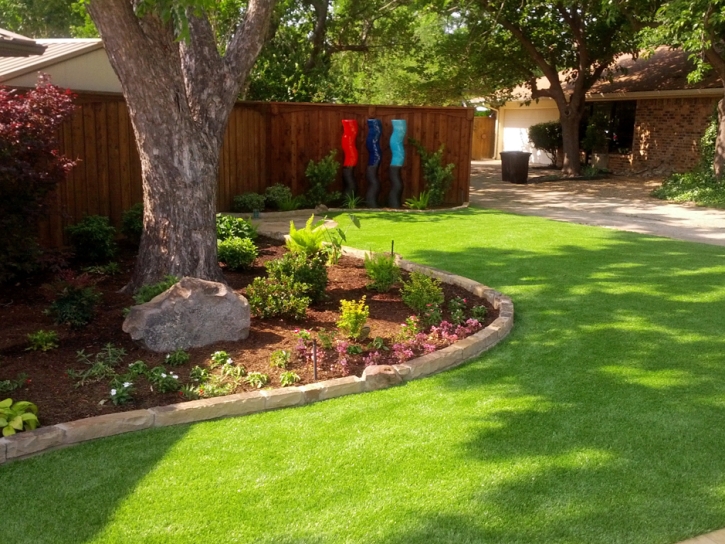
[110,389,117,396]
[161,373,167,378]
[172,374,178,379]
[165,354,170,359]
[123,382,132,388]
[226,358,233,364]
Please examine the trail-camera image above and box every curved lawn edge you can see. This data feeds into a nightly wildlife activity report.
[0,247,513,465]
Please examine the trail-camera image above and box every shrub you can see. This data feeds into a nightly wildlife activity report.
[0,76,76,284]
[66,215,117,264]
[246,276,311,320]
[304,150,341,206]
[286,215,327,257]
[528,121,562,166]
[364,252,400,292]
[232,192,266,213]
[26,330,59,352]
[265,183,294,209]
[337,296,370,340]
[121,202,144,244]
[409,139,455,206]
[133,275,179,305]
[44,271,101,329]
[401,272,444,326]
[0,398,39,437]
[216,214,257,241]
[265,251,328,302]
[218,237,258,270]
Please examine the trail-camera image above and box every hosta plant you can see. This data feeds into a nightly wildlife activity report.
[280,371,301,387]
[0,398,39,437]
[245,372,269,389]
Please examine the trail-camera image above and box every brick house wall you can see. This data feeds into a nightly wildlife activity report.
[609,96,719,174]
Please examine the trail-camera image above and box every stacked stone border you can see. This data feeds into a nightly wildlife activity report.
[0,247,513,465]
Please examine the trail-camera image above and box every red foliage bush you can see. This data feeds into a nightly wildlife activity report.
[0,74,76,282]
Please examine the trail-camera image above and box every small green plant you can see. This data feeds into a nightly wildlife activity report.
[448,296,467,325]
[216,214,258,241]
[404,190,431,210]
[126,360,148,377]
[66,215,117,264]
[133,275,179,305]
[210,351,233,369]
[148,366,181,393]
[581,165,606,179]
[165,349,190,367]
[196,382,233,398]
[395,316,421,343]
[121,202,144,244]
[218,237,258,270]
[44,271,101,329]
[278,194,304,211]
[471,305,488,321]
[364,252,401,292]
[265,183,294,209]
[180,384,201,400]
[219,362,246,385]
[270,349,292,369]
[371,336,388,351]
[343,192,363,209]
[189,365,210,383]
[409,139,455,206]
[109,381,134,405]
[304,150,341,206]
[401,272,444,326]
[286,215,327,257]
[337,296,370,340]
[245,372,270,389]
[346,344,363,355]
[83,262,121,276]
[232,192,266,213]
[68,343,126,386]
[280,371,300,387]
[0,373,29,394]
[0,398,39,437]
[317,329,336,349]
[321,213,361,265]
[26,330,59,352]
[266,251,328,302]
[246,276,311,320]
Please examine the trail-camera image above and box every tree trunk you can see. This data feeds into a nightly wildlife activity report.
[715,97,725,179]
[559,110,583,177]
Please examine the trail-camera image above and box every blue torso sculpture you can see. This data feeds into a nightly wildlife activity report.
[388,119,406,207]
[365,119,383,207]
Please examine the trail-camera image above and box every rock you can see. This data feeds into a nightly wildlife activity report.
[362,365,403,391]
[123,277,250,352]
[314,204,328,213]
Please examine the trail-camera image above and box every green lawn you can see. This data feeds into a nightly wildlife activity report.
[3,207,725,544]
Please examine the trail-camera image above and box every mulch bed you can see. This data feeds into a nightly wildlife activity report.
[0,236,497,426]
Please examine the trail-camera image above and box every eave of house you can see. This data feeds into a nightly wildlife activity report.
[0,39,103,83]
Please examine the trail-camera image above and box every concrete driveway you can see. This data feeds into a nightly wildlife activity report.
[470,160,725,246]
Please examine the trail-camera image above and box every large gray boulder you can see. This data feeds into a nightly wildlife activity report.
[123,277,250,352]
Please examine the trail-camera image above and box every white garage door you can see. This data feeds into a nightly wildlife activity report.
[502,107,560,166]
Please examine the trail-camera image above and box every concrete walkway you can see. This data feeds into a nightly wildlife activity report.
[470,160,725,246]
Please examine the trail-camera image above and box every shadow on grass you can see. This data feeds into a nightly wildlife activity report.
[0,424,190,544]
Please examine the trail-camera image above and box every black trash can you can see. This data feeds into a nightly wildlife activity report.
[500,151,531,184]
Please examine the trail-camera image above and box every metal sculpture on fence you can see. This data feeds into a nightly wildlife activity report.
[341,119,358,197]
[388,119,406,208]
[365,118,382,208]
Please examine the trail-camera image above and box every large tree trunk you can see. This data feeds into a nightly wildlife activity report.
[715,97,725,179]
[87,0,274,292]
[559,112,583,177]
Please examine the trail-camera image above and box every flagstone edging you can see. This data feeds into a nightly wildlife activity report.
[0,248,512,465]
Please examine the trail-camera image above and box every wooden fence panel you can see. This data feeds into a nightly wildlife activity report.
[37,94,473,247]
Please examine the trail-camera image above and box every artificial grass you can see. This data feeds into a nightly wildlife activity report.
[3,207,725,543]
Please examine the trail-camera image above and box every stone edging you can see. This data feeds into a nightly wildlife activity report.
[0,248,513,466]
[227,202,470,221]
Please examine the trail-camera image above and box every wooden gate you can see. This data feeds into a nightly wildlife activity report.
[471,116,495,159]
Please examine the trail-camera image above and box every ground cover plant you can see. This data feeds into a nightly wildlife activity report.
[2,209,725,544]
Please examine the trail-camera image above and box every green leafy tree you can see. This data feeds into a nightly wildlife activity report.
[0,0,96,38]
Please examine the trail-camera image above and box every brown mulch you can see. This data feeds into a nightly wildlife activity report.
[0,236,497,426]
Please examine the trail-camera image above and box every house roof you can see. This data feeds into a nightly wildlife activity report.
[508,47,723,102]
[0,28,46,57]
[0,39,102,83]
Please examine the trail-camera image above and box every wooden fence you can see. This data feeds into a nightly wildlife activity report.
[39,93,474,247]
[471,116,495,159]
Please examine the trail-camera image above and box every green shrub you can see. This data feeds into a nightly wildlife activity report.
[409,139,455,206]
[232,192,266,213]
[528,121,562,166]
[216,214,257,241]
[44,272,101,329]
[246,276,311,320]
[337,296,370,340]
[133,275,179,305]
[471,305,488,321]
[304,150,341,206]
[66,215,117,264]
[121,202,144,244]
[364,252,400,292]
[26,329,59,352]
[265,184,294,209]
[265,251,328,302]
[401,271,444,326]
[0,398,39,437]
[218,237,258,270]
[286,215,326,257]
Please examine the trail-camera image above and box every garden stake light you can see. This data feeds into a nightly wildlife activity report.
[312,339,318,380]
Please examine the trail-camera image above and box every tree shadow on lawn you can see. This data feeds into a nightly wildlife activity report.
[407,233,725,543]
[0,424,190,544]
